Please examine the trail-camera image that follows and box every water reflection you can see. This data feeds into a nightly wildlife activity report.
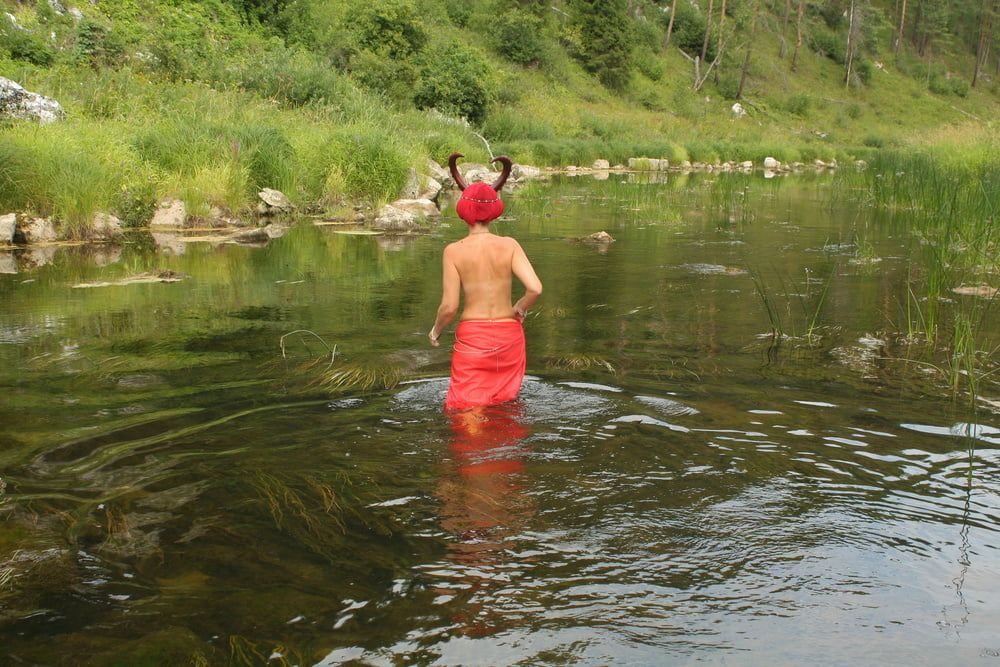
[435,403,534,637]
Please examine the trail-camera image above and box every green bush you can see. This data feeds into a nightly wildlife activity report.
[74,19,126,68]
[0,25,55,66]
[785,93,812,116]
[663,0,712,60]
[324,130,410,205]
[716,73,741,100]
[233,47,354,106]
[349,0,427,60]
[492,9,545,66]
[854,58,873,85]
[482,108,555,141]
[443,0,472,27]
[414,43,496,124]
[863,134,886,148]
[846,103,863,119]
[928,76,951,95]
[349,49,416,100]
[950,77,970,98]
[635,52,665,81]
[808,28,845,64]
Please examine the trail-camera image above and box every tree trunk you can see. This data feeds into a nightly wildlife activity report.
[844,0,856,87]
[701,0,715,64]
[715,0,728,82]
[665,0,678,48]
[737,0,759,99]
[972,0,992,87]
[895,0,907,54]
[791,0,805,72]
[780,0,792,58]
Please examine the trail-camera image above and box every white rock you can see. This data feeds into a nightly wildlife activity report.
[419,177,442,202]
[511,164,541,180]
[48,0,67,14]
[740,161,754,169]
[150,199,187,228]
[464,167,498,184]
[400,169,422,199]
[426,158,451,186]
[68,7,84,20]
[731,102,747,118]
[814,159,827,168]
[0,77,64,124]
[91,212,123,240]
[627,157,668,171]
[19,217,57,243]
[373,199,439,232]
[0,213,15,245]
[763,157,780,170]
[855,159,868,170]
[592,159,610,170]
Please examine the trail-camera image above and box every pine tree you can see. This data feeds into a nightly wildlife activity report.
[572,0,634,90]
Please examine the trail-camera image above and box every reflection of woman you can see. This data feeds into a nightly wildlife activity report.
[435,403,534,634]
[428,154,543,411]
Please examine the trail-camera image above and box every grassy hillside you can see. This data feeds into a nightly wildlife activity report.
[0,0,997,234]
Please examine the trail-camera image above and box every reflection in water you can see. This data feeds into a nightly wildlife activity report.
[435,403,534,638]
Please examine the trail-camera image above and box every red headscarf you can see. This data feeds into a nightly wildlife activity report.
[456,182,505,225]
[449,153,513,226]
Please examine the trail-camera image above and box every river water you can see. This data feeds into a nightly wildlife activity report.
[1,174,998,665]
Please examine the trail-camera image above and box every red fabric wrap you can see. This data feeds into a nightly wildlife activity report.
[445,320,526,411]
[455,182,504,226]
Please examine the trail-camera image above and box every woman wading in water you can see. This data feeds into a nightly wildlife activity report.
[428,153,543,411]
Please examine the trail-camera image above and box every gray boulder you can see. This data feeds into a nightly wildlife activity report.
[0,213,15,245]
[150,199,187,228]
[91,212,123,241]
[257,188,294,216]
[592,159,611,170]
[763,157,780,170]
[426,158,454,189]
[0,77,64,124]
[511,164,541,180]
[627,157,668,171]
[373,198,440,232]
[401,169,443,201]
[16,217,57,244]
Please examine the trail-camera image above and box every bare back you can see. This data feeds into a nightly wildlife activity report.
[442,233,542,321]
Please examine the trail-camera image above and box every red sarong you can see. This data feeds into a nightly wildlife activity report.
[445,320,526,411]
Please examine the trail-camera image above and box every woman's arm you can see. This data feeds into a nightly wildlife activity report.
[429,247,461,347]
[511,240,542,320]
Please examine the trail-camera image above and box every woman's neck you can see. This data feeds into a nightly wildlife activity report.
[467,224,491,236]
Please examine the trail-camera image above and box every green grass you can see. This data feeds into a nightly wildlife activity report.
[0,0,997,234]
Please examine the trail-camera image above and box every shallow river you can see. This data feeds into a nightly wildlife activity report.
[1,174,998,665]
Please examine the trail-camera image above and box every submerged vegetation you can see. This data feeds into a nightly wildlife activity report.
[0,0,997,234]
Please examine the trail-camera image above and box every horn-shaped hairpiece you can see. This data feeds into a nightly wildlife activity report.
[448,152,469,191]
[491,156,512,191]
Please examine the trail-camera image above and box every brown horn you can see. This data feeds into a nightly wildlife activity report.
[448,152,469,191]
[491,156,513,191]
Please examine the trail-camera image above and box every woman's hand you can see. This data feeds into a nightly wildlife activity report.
[428,328,440,347]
